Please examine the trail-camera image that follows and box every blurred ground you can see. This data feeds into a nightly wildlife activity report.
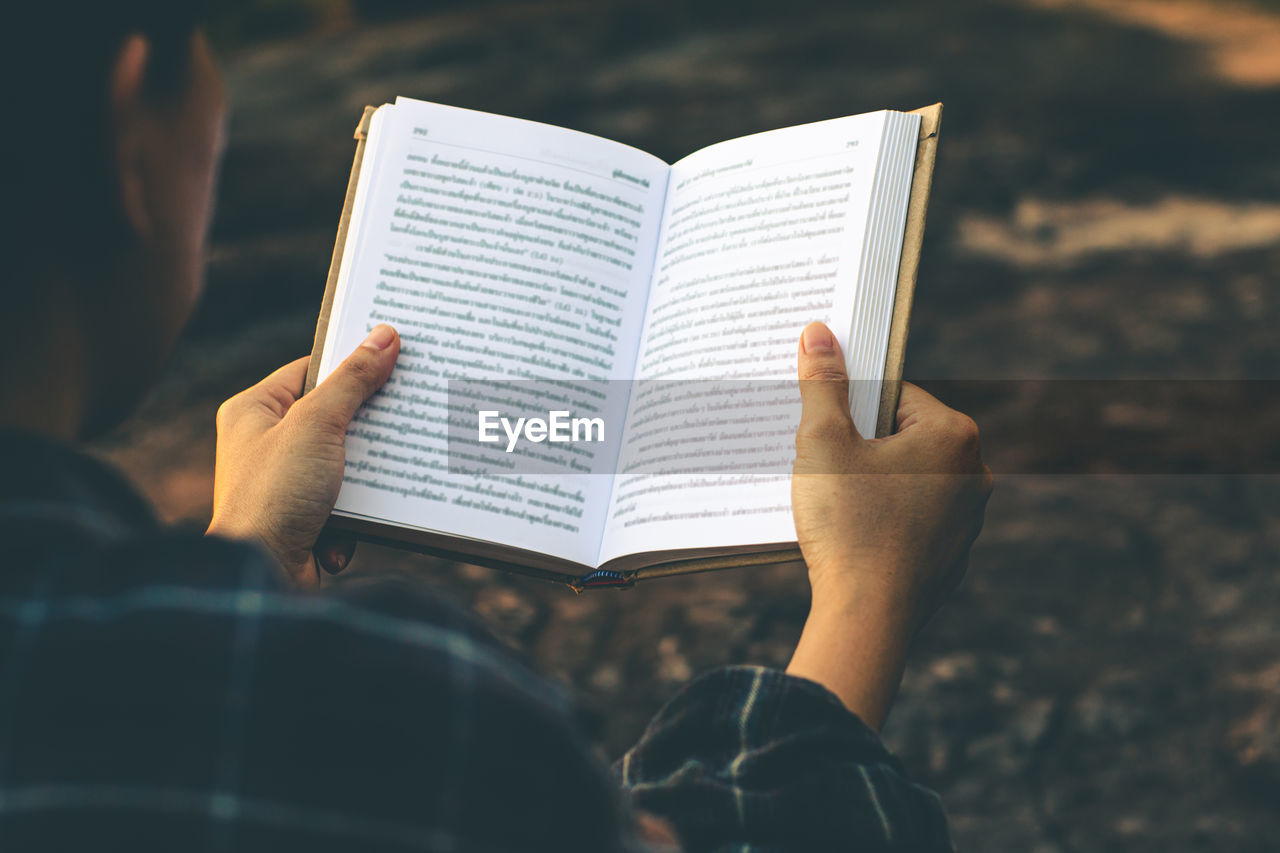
[93,1,1280,850]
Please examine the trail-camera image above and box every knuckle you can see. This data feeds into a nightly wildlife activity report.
[215,395,244,430]
[796,413,854,448]
[344,353,380,386]
[946,412,981,448]
[800,366,848,383]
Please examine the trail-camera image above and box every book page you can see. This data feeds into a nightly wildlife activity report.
[316,99,669,566]
[599,111,920,565]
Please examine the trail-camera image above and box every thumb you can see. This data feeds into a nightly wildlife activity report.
[794,322,863,473]
[796,322,858,435]
[302,324,400,430]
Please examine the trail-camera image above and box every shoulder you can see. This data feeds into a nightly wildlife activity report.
[1,527,628,850]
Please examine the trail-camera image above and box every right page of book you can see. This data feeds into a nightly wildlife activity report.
[597,110,921,566]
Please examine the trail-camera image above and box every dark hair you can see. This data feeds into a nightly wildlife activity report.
[1,3,207,282]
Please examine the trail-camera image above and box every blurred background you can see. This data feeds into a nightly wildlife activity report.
[92,1,1280,849]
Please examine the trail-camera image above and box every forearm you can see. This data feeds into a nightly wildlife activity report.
[785,583,914,731]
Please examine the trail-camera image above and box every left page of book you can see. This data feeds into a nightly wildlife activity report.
[315,98,670,567]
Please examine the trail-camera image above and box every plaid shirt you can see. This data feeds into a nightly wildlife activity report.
[0,428,952,851]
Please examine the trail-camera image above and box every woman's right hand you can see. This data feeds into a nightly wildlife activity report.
[786,321,993,728]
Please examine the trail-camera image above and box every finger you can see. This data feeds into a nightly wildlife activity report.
[247,356,312,418]
[257,356,311,401]
[216,356,314,430]
[299,324,400,429]
[796,321,859,436]
[891,381,952,433]
[888,383,986,475]
[315,528,358,575]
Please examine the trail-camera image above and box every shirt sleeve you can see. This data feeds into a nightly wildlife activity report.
[614,666,954,852]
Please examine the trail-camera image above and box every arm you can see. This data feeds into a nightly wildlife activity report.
[617,322,991,851]
[788,321,993,729]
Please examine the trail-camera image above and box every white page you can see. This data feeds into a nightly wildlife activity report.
[598,111,916,565]
[316,99,669,566]
[847,112,920,430]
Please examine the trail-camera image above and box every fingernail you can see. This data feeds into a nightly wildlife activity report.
[802,323,835,353]
[362,324,396,351]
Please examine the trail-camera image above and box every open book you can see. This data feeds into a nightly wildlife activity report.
[306,97,941,590]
